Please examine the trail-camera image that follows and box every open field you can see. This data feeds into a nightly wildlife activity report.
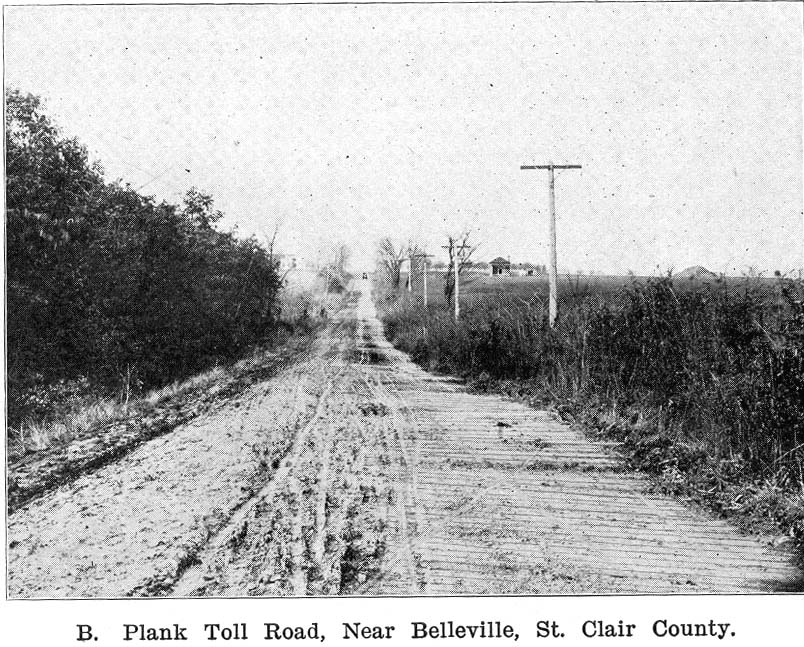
[399,270,785,309]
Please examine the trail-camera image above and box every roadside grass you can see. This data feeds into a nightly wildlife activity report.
[13,357,246,461]
[379,274,804,555]
[13,398,123,459]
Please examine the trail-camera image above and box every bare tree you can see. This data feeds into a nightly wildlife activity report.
[318,242,351,294]
[443,231,479,303]
[261,222,295,284]
[405,240,426,291]
[376,237,407,288]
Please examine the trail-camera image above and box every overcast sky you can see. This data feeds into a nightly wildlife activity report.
[5,3,802,274]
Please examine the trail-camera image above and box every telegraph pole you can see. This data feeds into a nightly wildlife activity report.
[423,254,428,306]
[442,240,470,320]
[410,251,432,307]
[520,163,582,327]
[407,249,414,293]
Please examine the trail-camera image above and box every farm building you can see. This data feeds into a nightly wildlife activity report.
[489,258,545,277]
[512,262,543,277]
[274,253,298,273]
[676,266,718,281]
[490,257,511,275]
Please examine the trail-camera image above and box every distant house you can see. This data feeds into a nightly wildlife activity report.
[275,254,298,274]
[676,266,718,281]
[490,257,512,276]
[489,258,545,277]
[511,262,543,277]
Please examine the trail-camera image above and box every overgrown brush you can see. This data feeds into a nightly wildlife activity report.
[381,276,804,539]
[8,292,324,461]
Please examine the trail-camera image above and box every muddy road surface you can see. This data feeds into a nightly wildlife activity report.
[7,288,802,597]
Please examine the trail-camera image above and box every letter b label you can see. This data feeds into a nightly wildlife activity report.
[77,625,96,641]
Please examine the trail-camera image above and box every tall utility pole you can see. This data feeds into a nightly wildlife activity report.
[423,254,428,306]
[442,240,470,320]
[520,163,582,327]
[410,251,432,307]
[407,249,414,293]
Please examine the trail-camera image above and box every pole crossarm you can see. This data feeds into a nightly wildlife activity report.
[521,165,582,170]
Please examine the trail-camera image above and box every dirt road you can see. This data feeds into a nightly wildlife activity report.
[7,287,801,597]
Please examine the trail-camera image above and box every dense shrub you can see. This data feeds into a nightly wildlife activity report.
[6,90,283,426]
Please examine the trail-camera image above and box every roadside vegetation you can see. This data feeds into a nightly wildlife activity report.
[379,266,804,553]
[5,88,320,458]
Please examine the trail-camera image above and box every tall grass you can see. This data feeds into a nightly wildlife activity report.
[382,276,804,496]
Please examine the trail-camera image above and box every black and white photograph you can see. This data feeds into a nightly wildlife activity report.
[3,0,803,607]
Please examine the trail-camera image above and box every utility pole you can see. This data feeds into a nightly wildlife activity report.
[407,249,414,293]
[453,247,460,320]
[410,251,432,307]
[442,240,470,320]
[520,162,582,327]
[422,253,430,307]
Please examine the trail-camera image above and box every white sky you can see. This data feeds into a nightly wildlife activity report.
[5,3,803,274]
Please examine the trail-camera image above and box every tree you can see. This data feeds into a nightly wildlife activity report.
[376,237,406,288]
[318,243,351,294]
[443,231,479,303]
[5,88,283,427]
[6,89,107,384]
[405,241,427,291]
[182,187,223,229]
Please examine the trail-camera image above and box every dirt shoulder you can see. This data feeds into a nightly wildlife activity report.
[7,326,331,598]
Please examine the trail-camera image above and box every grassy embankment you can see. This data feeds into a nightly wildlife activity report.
[382,271,804,553]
